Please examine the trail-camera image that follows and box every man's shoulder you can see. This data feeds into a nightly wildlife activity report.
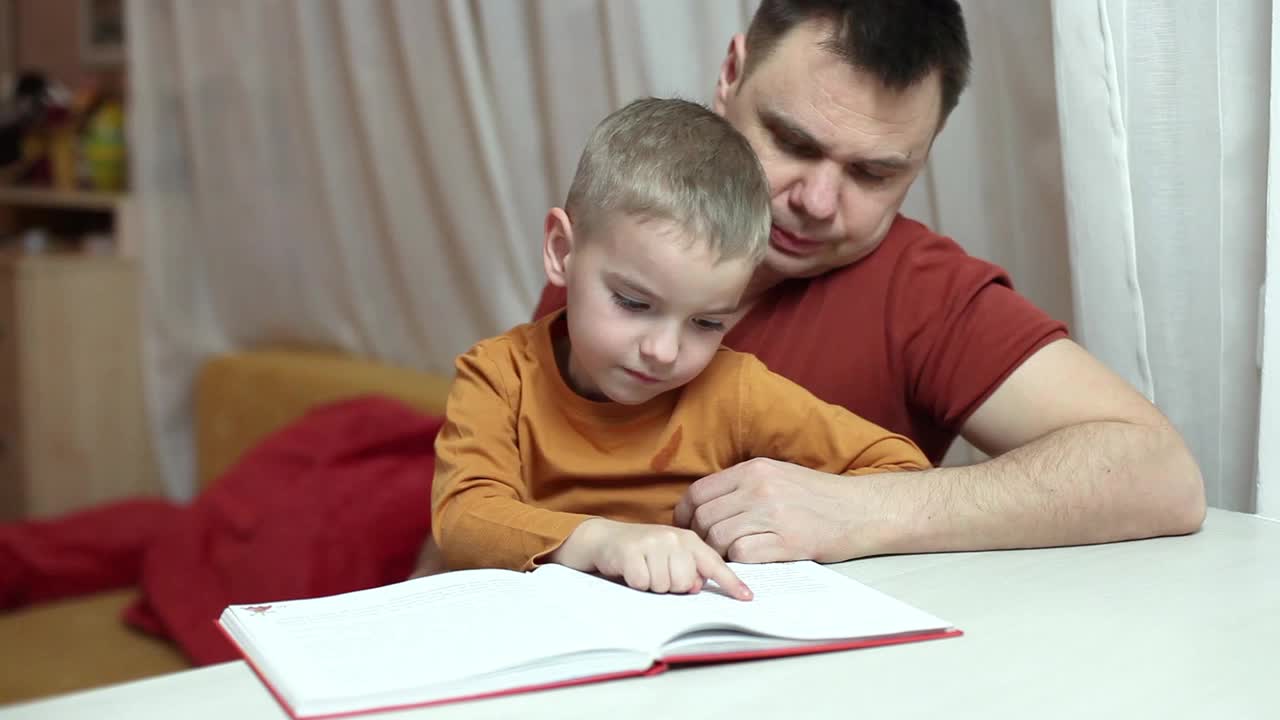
[809,215,1014,307]
[854,215,1001,278]
[882,213,956,250]
[889,214,1006,272]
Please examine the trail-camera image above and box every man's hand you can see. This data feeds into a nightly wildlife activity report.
[674,458,875,563]
[675,339,1207,565]
[549,518,753,600]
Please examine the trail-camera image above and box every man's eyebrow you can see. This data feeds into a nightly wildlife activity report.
[861,155,912,172]
[759,106,913,171]
[759,107,826,153]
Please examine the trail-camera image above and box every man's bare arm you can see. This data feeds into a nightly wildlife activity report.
[892,338,1205,553]
[677,339,1206,561]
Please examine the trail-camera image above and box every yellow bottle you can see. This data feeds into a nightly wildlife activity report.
[82,100,127,192]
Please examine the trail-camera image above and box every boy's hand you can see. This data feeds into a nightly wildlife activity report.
[550,518,753,600]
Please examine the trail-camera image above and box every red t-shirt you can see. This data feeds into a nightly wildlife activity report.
[533,215,1068,463]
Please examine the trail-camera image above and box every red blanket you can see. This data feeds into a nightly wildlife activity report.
[0,397,442,665]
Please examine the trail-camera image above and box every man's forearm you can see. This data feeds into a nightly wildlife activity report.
[847,420,1206,558]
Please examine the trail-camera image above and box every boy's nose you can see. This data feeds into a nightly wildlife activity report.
[640,324,679,366]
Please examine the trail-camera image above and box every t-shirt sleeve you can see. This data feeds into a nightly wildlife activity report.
[735,354,930,474]
[431,341,592,571]
[890,234,1068,431]
[531,282,568,322]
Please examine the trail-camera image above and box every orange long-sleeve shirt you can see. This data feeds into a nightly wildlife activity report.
[431,311,929,571]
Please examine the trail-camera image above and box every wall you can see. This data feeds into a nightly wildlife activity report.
[0,1,13,80]
[14,0,122,89]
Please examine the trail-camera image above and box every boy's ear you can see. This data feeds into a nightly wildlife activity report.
[713,34,747,115]
[543,208,575,288]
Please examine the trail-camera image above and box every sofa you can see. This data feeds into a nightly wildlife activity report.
[0,349,452,706]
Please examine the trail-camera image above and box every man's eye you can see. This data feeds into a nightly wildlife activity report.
[611,293,648,312]
[775,132,819,158]
[850,165,888,184]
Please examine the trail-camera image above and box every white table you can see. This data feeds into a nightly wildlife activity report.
[5,508,1278,719]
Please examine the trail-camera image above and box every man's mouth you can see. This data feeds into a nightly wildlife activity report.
[770,224,826,256]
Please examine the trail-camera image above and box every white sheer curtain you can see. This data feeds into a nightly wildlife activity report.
[1260,4,1280,520]
[127,0,1079,498]
[1052,0,1271,513]
[128,0,757,499]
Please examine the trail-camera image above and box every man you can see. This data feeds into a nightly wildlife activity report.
[533,0,1206,563]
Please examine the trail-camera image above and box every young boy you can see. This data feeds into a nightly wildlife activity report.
[431,98,928,601]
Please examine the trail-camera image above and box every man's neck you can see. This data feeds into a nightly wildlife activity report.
[724,268,786,334]
[740,265,787,308]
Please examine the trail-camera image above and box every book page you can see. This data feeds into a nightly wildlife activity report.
[221,568,649,712]
[530,561,952,655]
[677,561,951,643]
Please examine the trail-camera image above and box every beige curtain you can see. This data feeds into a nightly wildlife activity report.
[911,1,1073,466]
[128,0,1074,498]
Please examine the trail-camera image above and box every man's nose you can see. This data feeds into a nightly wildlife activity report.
[640,323,679,366]
[788,161,840,221]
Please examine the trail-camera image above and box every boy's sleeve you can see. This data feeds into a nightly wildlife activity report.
[736,355,931,475]
[431,343,593,571]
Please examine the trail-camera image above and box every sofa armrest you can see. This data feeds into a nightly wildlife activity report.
[194,350,453,491]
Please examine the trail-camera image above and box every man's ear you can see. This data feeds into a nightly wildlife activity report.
[543,207,575,288]
[713,34,748,115]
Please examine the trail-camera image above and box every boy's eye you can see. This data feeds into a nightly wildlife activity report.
[693,318,727,332]
[611,292,648,312]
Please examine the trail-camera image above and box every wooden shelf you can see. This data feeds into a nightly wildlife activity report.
[0,185,127,211]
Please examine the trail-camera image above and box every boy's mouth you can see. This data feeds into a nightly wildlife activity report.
[623,368,661,384]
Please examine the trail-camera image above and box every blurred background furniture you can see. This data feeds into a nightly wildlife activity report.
[0,347,452,706]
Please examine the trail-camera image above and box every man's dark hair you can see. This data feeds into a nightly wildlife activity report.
[743,0,971,122]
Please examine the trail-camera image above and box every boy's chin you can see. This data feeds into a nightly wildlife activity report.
[596,380,667,406]
[600,388,657,406]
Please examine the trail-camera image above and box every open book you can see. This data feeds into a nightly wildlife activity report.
[219,561,960,719]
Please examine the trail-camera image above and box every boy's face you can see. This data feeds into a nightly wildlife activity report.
[548,213,754,405]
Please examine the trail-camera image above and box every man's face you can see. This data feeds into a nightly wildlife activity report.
[560,216,753,405]
[715,20,942,281]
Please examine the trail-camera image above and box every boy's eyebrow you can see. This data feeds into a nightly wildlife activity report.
[702,301,740,316]
[758,106,912,171]
[605,271,657,298]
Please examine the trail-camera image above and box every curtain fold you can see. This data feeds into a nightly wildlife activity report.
[1052,0,1268,512]
[1258,3,1280,520]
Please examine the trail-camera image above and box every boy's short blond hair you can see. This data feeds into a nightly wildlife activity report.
[565,98,772,264]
